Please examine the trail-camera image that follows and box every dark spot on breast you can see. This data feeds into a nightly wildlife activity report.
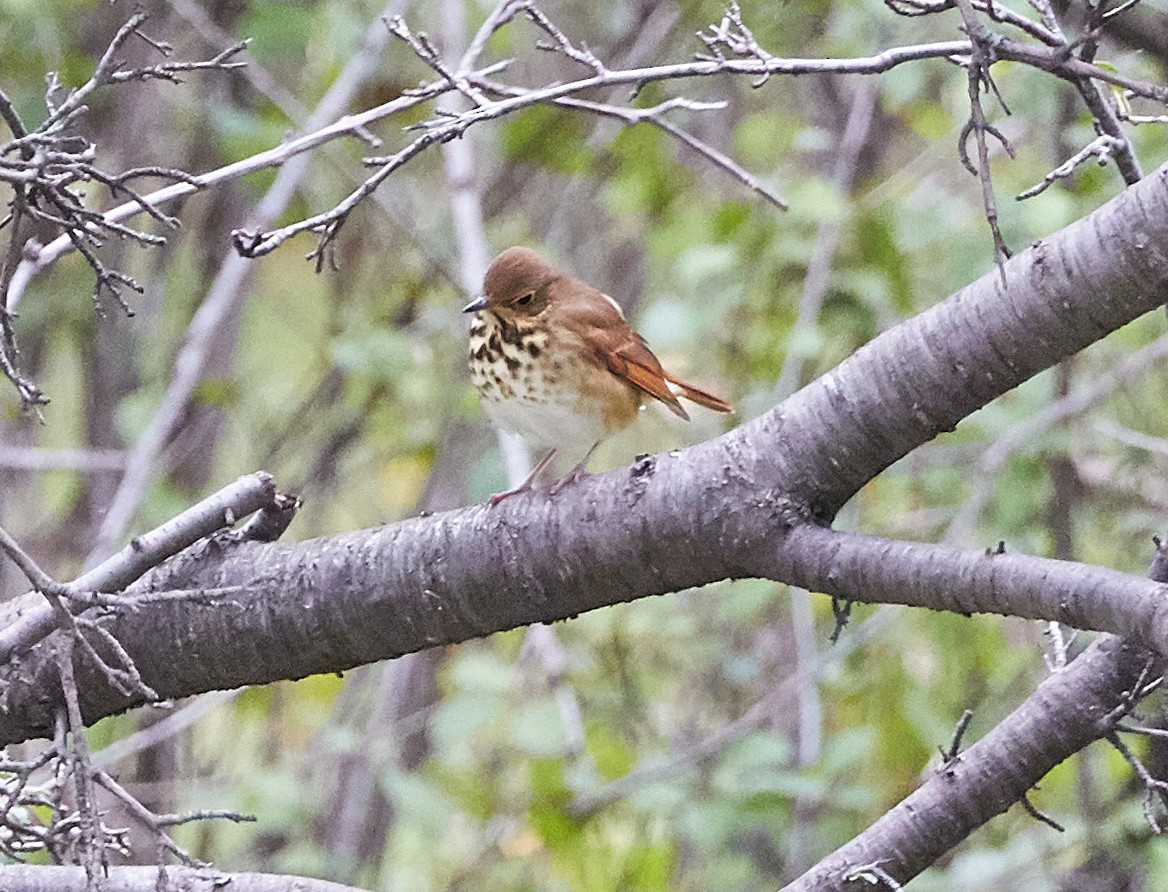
[527,341,542,358]
[472,344,488,361]
[551,360,563,372]
[500,321,523,346]
[488,333,501,353]
[504,354,521,373]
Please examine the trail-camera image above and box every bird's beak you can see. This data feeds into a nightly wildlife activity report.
[462,295,487,313]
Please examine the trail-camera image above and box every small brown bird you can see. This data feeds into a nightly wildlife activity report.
[464,246,732,504]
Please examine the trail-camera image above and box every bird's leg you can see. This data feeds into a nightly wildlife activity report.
[548,442,600,496]
[488,448,557,506]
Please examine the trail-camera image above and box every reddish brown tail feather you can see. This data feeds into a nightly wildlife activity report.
[666,374,733,414]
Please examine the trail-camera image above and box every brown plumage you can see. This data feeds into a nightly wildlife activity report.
[465,246,733,503]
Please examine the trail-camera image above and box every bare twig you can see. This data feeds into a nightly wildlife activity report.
[954,0,1015,280]
[1017,134,1126,198]
[93,769,253,865]
[40,14,244,130]
[521,1,607,75]
[0,521,158,704]
[884,0,1063,45]
[233,128,444,263]
[386,16,491,107]
[56,649,103,888]
[939,709,974,763]
[1116,723,1168,739]
[86,1,408,563]
[472,78,788,209]
[3,61,472,314]
[1019,791,1065,831]
[0,13,247,406]
[1107,730,1168,831]
[233,37,972,257]
[0,521,62,595]
[9,5,1163,306]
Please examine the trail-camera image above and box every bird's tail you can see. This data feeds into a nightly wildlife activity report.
[665,374,733,414]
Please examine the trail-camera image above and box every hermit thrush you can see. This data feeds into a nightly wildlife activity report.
[464,246,732,504]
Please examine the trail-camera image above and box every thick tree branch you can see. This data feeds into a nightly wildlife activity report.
[0,865,371,892]
[0,472,277,665]
[3,161,1168,741]
[766,526,1168,649]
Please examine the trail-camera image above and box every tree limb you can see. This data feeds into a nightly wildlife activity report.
[4,161,1168,742]
[0,865,372,892]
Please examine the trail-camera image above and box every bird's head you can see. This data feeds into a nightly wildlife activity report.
[463,246,560,320]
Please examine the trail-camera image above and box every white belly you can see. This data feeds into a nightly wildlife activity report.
[483,391,610,450]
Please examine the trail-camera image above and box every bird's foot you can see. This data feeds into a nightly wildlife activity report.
[546,442,599,497]
[488,483,532,507]
[547,466,591,497]
[485,448,557,507]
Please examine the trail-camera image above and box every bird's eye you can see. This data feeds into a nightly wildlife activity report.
[515,292,534,306]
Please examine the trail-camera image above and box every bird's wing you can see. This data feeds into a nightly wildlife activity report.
[557,285,691,419]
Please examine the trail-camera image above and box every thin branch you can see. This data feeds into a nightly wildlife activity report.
[94,769,253,865]
[232,129,442,262]
[883,0,1063,45]
[939,709,975,763]
[1116,723,1168,739]
[56,647,103,889]
[85,0,412,563]
[1018,791,1065,831]
[472,78,789,209]
[4,65,474,313]
[231,37,971,259]
[40,14,245,130]
[10,7,1163,299]
[955,0,1015,279]
[0,521,61,594]
[1017,134,1126,199]
[385,16,491,107]
[1107,730,1168,831]
[521,0,608,75]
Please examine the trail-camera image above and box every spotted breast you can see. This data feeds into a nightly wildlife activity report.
[467,310,640,451]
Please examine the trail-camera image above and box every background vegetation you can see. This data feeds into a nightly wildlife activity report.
[4,0,1168,888]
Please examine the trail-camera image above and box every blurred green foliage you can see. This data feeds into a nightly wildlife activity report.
[5,0,1168,888]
